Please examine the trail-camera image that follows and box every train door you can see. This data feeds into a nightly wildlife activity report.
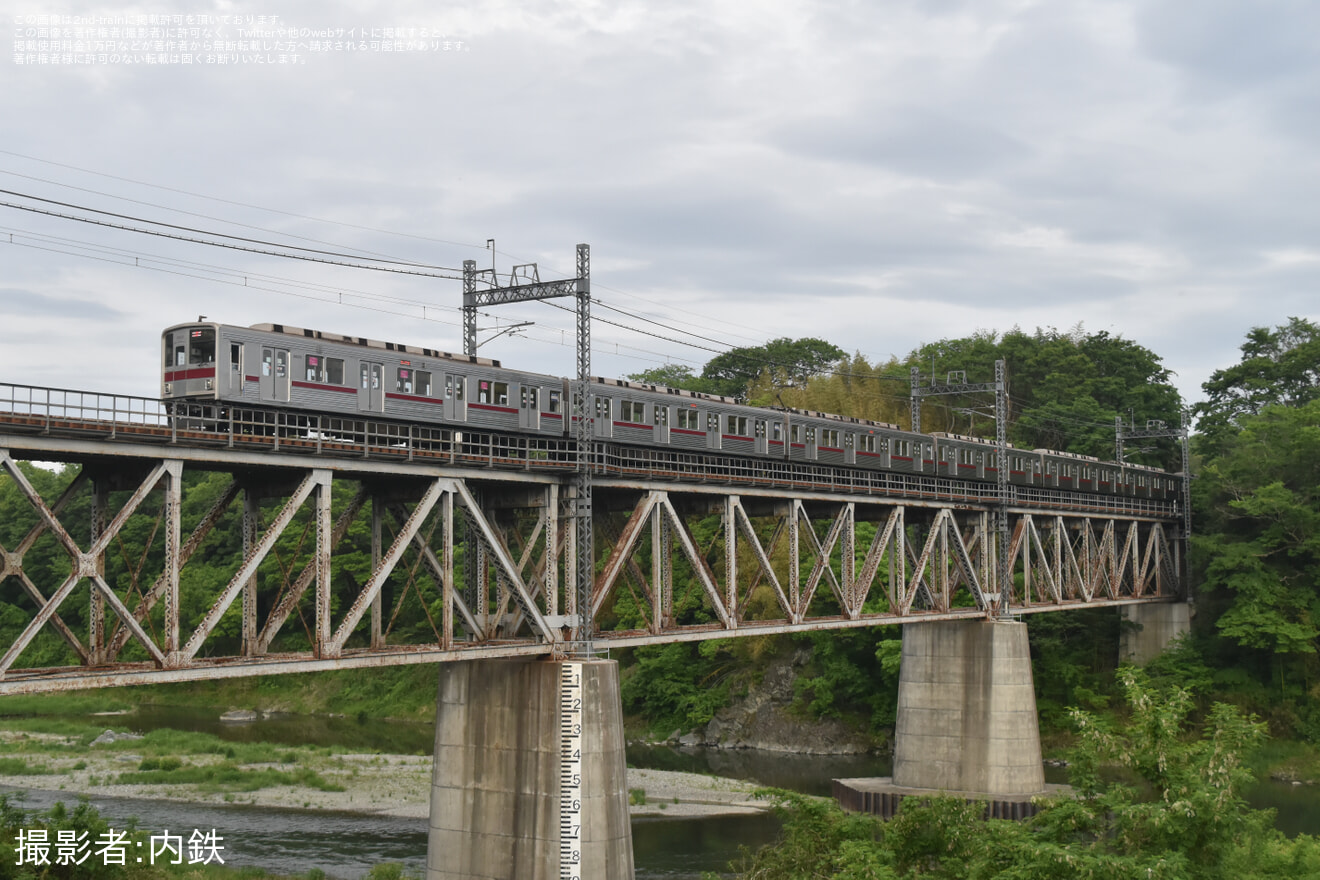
[706,412,721,449]
[444,374,466,421]
[260,347,290,403]
[654,404,670,444]
[519,385,540,430]
[358,361,385,412]
[805,426,818,460]
[594,396,613,438]
[754,419,768,455]
[225,341,244,396]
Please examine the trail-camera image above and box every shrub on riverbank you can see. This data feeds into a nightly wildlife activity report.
[721,668,1320,880]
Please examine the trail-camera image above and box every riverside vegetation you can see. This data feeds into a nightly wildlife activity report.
[3,321,1320,875]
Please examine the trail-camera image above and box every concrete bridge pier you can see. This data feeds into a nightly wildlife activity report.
[427,658,634,880]
[891,619,1045,797]
[1120,602,1192,664]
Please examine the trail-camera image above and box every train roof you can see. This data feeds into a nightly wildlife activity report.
[244,323,503,368]
[1033,448,1102,462]
[931,432,1016,448]
[591,376,740,405]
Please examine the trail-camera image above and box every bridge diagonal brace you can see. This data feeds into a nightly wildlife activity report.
[1062,520,1088,601]
[90,573,166,666]
[110,478,240,658]
[11,572,90,665]
[657,495,731,628]
[594,513,654,632]
[179,471,324,662]
[945,514,987,611]
[903,521,942,614]
[0,466,90,662]
[388,502,482,643]
[593,493,663,622]
[253,485,369,655]
[731,499,792,620]
[0,572,82,676]
[328,480,446,656]
[452,481,556,643]
[1026,519,1061,604]
[798,505,848,618]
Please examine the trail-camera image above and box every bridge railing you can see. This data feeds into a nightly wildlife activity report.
[0,382,170,431]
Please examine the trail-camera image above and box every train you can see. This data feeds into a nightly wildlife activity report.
[161,321,1179,501]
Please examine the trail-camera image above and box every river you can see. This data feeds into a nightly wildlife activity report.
[8,707,1320,878]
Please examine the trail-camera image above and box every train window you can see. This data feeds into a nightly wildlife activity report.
[654,405,668,426]
[230,343,242,375]
[596,397,611,419]
[621,401,646,423]
[894,439,910,457]
[772,422,782,441]
[174,337,187,367]
[188,328,215,365]
[275,351,288,379]
[360,363,370,390]
[548,390,561,413]
[708,413,720,433]
[726,415,748,436]
[493,382,508,405]
[676,408,699,430]
[397,368,413,394]
[326,358,345,385]
[447,375,466,401]
[861,435,876,453]
[755,420,765,438]
[163,334,173,368]
[806,427,816,443]
[306,356,321,382]
[262,349,272,377]
[526,387,538,409]
[791,425,802,444]
[844,433,854,449]
[821,428,839,448]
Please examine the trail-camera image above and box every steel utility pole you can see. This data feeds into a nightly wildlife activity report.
[462,244,594,655]
[911,360,1011,615]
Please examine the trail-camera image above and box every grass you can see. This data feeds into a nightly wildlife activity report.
[0,756,52,775]
[116,762,345,793]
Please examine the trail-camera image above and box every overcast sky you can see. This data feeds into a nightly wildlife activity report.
[3,0,1317,424]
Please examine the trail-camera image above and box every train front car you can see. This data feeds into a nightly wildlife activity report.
[161,322,224,402]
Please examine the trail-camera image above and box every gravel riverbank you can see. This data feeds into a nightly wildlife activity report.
[2,734,768,821]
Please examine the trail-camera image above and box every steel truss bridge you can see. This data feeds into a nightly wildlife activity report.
[0,383,1184,694]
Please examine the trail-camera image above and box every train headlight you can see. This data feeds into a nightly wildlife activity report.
[164,383,173,395]
[205,379,213,390]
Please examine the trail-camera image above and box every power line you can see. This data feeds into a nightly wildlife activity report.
[0,149,485,252]
[0,188,459,270]
[0,167,450,266]
[0,196,463,279]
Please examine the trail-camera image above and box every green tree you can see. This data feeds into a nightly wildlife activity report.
[1194,399,1320,659]
[625,363,704,391]
[1196,317,1320,456]
[700,338,845,398]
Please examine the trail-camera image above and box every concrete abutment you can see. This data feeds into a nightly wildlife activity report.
[1120,602,1192,665]
[427,658,634,880]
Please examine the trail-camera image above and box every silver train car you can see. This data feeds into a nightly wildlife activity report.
[161,321,1179,502]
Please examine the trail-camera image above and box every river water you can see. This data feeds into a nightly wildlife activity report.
[8,707,1319,878]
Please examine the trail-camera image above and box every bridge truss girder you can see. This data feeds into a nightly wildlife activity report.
[0,444,1181,694]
